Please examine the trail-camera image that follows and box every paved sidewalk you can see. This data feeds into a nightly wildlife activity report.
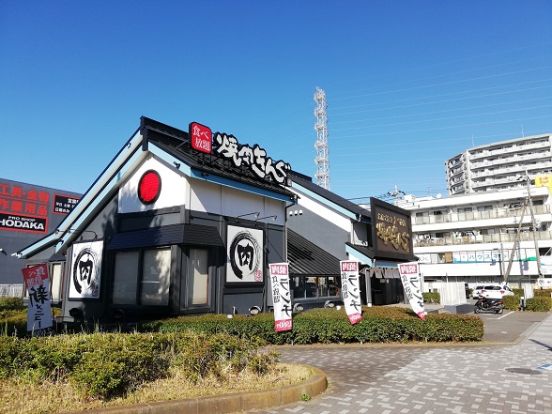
[250,315,552,414]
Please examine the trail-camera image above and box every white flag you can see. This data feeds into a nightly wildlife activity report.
[269,263,292,332]
[340,260,363,324]
[398,261,426,320]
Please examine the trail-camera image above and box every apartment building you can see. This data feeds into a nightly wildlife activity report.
[446,133,552,195]
[398,185,552,302]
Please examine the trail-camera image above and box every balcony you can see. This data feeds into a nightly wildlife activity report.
[414,230,552,247]
[469,140,550,161]
[414,205,550,225]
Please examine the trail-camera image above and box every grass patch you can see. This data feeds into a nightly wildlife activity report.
[0,363,310,414]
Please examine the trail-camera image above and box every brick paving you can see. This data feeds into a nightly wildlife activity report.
[250,315,552,414]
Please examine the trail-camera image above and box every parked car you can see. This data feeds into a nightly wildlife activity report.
[473,284,514,299]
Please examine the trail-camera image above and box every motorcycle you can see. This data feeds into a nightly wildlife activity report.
[474,297,504,314]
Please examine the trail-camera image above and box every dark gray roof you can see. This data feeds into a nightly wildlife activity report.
[290,171,370,219]
[141,117,295,201]
[288,229,340,276]
[345,242,375,259]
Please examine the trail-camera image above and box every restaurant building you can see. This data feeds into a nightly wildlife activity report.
[18,117,294,323]
[0,178,80,300]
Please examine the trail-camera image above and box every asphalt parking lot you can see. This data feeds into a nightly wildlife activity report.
[478,309,549,343]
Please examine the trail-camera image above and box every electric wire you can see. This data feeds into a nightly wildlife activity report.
[331,77,552,113]
[331,88,552,124]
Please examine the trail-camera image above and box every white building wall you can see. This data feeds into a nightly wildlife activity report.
[189,177,286,225]
[118,155,286,224]
[118,156,187,213]
[290,188,352,233]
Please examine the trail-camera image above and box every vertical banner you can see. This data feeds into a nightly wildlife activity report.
[398,261,426,320]
[21,264,53,332]
[340,260,363,324]
[269,263,292,332]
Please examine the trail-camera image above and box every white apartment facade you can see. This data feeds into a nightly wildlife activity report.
[398,186,552,302]
[446,133,552,196]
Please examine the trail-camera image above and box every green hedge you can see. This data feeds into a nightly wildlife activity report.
[0,331,272,400]
[512,288,524,297]
[533,289,552,297]
[422,292,441,304]
[0,308,63,337]
[525,297,552,312]
[0,297,24,311]
[503,295,520,311]
[142,307,483,344]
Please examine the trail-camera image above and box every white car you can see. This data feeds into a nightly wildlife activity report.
[474,284,514,299]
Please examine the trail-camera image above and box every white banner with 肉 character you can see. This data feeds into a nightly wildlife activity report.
[340,260,363,325]
[398,261,426,320]
[269,262,292,332]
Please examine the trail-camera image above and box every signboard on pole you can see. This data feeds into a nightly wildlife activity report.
[340,260,363,325]
[21,264,53,332]
[398,261,426,320]
[269,263,292,332]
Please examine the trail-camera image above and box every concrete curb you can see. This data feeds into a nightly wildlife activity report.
[74,365,327,414]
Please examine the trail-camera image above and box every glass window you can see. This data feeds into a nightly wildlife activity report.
[291,276,340,299]
[141,248,171,306]
[189,249,209,305]
[113,251,139,305]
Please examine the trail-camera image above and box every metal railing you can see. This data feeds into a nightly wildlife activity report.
[414,205,550,225]
[414,230,552,247]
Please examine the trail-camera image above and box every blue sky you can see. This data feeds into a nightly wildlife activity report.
[1,1,551,201]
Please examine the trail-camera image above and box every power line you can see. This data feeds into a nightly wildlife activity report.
[331,114,552,140]
[330,131,530,157]
[331,66,552,102]
[330,89,552,124]
[334,104,552,133]
[328,42,552,98]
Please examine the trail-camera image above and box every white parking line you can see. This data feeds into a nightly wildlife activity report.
[497,311,514,320]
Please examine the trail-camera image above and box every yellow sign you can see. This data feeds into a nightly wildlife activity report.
[535,174,552,194]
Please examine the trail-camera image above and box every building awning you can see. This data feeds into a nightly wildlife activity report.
[107,224,224,250]
[366,267,400,279]
[345,243,374,266]
[288,230,340,276]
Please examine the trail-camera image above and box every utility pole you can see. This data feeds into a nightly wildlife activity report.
[524,169,543,278]
[503,200,527,284]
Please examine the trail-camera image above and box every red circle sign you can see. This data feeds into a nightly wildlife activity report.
[138,170,161,204]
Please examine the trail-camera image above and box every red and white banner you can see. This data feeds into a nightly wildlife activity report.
[398,261,426,320]
[269,263,292,332]
[340,260,363,325]
[22,264,53,331]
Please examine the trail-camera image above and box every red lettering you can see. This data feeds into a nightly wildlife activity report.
[11,186,23,198]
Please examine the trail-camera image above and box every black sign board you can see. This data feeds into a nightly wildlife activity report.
[0,213,47,234]
[53,194,79,214]
[370,197,413,261]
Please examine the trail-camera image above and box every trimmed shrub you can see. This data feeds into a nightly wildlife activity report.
[525,297,552,312]
[422,292,441,304]
[143,306,483,344]
[533,289,552,298]
[503,295,520,311]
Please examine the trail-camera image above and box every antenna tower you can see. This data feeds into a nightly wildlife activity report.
[314,87,330,189]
